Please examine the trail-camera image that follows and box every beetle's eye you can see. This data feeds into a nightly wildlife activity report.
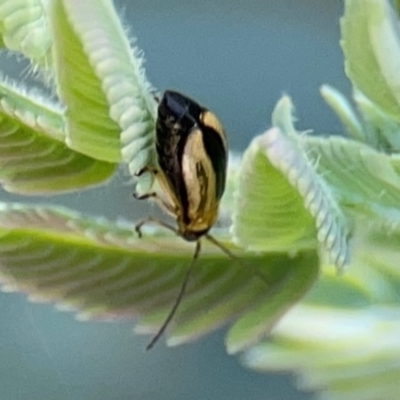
[158,105,175,127]
[168,114,177,122]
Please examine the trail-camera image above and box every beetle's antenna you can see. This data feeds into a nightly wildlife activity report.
[205,233,240,260]
[205,234,268,286]
[146,240,202,350]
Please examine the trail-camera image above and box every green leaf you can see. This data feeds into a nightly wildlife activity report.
[49,0,158,173]
[350,225,400,302]
[0,203,318,349]
[243,302,400,400]
[0,79,116,194]
[0,78,65,140]
[232,96,350,269]
[304,271,373,309]
[353,90,400,153]
[219,152,242,222]
[241,221,400,400]
[320,85,365,142]
[0,0,51,66]
[49,0,121,162]
[64,0,158,192]
[232,130,315,251]
[302,135,400,226]
[341,0,400,121]
[225,250,319,354]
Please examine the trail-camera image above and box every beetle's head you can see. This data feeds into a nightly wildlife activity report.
[180,228,209,242]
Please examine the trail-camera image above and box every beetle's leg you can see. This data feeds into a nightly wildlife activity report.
[133,167,160,201]
[133,191,157,201]
[134,166,159,177]
[135,217,178,238]
[132,191,176,214]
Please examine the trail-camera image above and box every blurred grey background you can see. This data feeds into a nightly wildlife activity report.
[0,1,349,399]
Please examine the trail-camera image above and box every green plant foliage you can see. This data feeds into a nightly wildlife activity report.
[353,90,400,152]
[0,0,51,66]
[0,203,318,350]
[232,97,350,269]
[239,0,400,398]
[0,0,400,398]
[341,0,400,121]
[0,80,116,193]
[302,135,400,225]
[241,221,400,400]
[320,85,364,142]
[243,302,400,400]
[49,0,157,171]
[0,0,319,357]
[49,0,122,163]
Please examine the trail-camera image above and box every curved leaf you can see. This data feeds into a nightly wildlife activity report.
[0,203,318,349]
[232,97,350,269]
[302,135,400,226]
[320,85,365,142]
[341,0,400,121]
[49,0,122,162]
[0,79,64,141]
[351,224,400,302]
[225,250,318,354]
[219,152,242,224]
[49,0,158,194]
[0,80,115,194]
[353,90,400,153]
[232,129,316,251]
[0,0,51,66]
[243,302,400,400]
[62,0,159,194]
[242,219,400,400]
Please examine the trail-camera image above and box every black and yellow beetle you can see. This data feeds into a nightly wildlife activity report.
[155,90,227,239]
[135,90,230,349]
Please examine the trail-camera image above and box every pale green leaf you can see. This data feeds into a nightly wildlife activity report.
[0,78,64,141]
[219,152,242,223]
[341,0,400,121]
[0,0,51,66]
[353,90,400,153]
[225,250,318,354]
[0,203,318,348]
[0,79,116,194]
[232,96,350,269]
[242,221,400,400]
[302,135,400,226]
[349,223,400,302]
[63,0,158,193]
[243,302,400,400]
[320,85,365,142]
[49,0,121,162]
[49,0,158,193]
[304,271,373,309]
[232,130,316,251]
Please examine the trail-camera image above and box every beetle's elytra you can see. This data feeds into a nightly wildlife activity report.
[155,90,228,241]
